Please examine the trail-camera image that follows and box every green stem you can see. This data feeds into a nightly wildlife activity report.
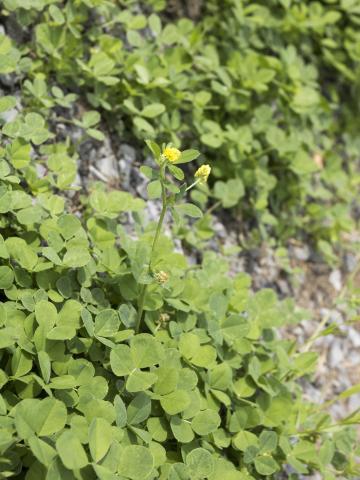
[185,179,200,191]
[205,200,221,216]
[135,166,167,334]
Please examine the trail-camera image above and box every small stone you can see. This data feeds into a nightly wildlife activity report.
[0,107,18,123]
[291,244,311,262]
[277,279,291,296]
[118,144,137,190]
[0,73,17,88]
[348,328,360,348]
[97,155,119,180]
[321,309,344,325]
[329,342,344,368]
[95,137,119,181]
[329,270,342,291]
[348,393,360,411]
[343,252,357,273]
[146,200,162,223]
[213,221,227,239]
[36,164,47,178]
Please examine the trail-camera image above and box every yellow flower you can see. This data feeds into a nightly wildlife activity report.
[158,313,170,324]
[154,271,169,284]
[195,164,211,184]
[163,146,181,163]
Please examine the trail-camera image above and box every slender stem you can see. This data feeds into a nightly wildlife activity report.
[135,166,167,333]
[185,179,200,192]
[149,173,167,267]
[205,200,221,216]
[302,312,330,353]
[135,285,147,334]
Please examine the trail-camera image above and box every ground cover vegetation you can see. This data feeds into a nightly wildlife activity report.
[1,0,360,248]
[0,0,359,479]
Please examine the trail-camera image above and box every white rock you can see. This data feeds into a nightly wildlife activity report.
[329,342,344,368]
[329,270,342,291]
[349,328,360,347]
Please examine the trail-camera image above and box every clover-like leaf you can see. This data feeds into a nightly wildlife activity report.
[118,445,154,480]
[56,430,88,470]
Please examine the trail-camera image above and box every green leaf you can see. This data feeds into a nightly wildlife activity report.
[174,149,200,164]
[114,395,127,428]
[49,4,65,24]
[110,344,134,376]
[259,430,278,454]
[58,214,82,239]
[191,409,221,436]
[170,416,194,443]
[8,139,31,169]
[89,417,113,463]
[214,179,244,208]
[118,445,154,480]
[254,455,279,475]
[175,203,203,218]
[145,140,161,161]
[15,398,67,440]
[47,325,76,340]
[127,393,151,425]
[28,435,57,467]
[56,430,88,470]
[87,128,105,141]
[168,164,184,181]
[48,375,77,390]
[153,367,178,395]
[82,111,101,129]
[38,351,51,384]
[168,463,190,480]
[14,399,39,440]
[16,206,43,225]
[160,390,190,415]
[35,301,57,328]
[148,14,162,35]
[0,95,16,113]
[186,448,214,479]
[291,86,320,114]
[94,309,120,338]
[200,133,223,148]
[147,180,162,199]
[141,103,165,118]
[221,315,250,342]
[291,149,320,176]
[191,345,217,368]
[35,398,67,436]
[126,370,158,392]
[63,247,91,268]
[42,247,62,265]
[0,265,14,289]
[134,117,155,134]
[208,363,232,390]
[130,334,164,369]
[232,430,259,451]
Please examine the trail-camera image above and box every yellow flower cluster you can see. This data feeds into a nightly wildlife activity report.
[154,271,169,284]
[195,164,211,184]
[163,146,181,163]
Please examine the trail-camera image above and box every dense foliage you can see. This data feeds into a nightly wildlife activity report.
[0,131,359,478]
[1,0,359,249]
[0,1,359,479]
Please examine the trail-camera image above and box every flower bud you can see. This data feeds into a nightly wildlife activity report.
[154,271,169,284]
[195,164,211,184]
